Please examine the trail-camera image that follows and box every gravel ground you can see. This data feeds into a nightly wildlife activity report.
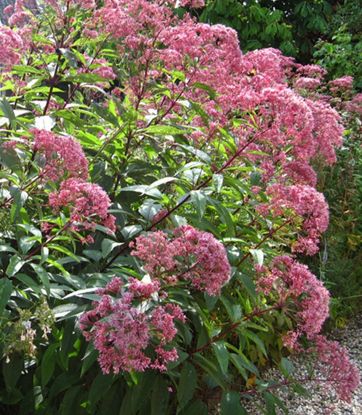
[241,316,362,414]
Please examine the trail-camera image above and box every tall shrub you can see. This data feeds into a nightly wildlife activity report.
[0,1,359,413]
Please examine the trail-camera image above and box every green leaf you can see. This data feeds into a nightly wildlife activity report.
[148,177,178,189]
[47,244,80,262]
[15,273,41,295]
[66,73,105,83]
[244,330,268,357]
[102,238,124,257]
[190,190,207,219]
[91,102,120,125]
[263,391,277,415]
[212,342,229,375]
[6,255,26,277]
[52,304,87,320]
[48,373,79,400]
[213,173,224,193]
[0,245,17,253]
[179,400,208,415]
[31,264,50,296]
[220,391,247,415]
[60,385,82,415]
[291,383,310,397]
[0,279,12,316]
[0,147,22,173]
[80,345,98,378]
[250,249,264,266]
[89,373,114,409]
[63,287,100,301]
[3,357,23,391]
[280,357,295,378]
[192,354,228,389]
[229,354,248,380]
[177,362,197,410]
[146,124,187,136]
[41,344,57,388]
[0,98,16,129]
[19,236,38,254]
[151,377,169,415]
[139,200,162,221]
[236,273,256,299]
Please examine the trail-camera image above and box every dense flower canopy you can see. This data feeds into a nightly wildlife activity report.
[0,0,360,412]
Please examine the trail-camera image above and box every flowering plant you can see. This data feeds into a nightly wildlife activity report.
[0,1,359,414]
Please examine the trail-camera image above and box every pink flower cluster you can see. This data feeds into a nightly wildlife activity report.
[79,277,185,373]
[329,76,354,92]
[73,0,96,9]
[5,0,36,28]
[131,225,231,295]
[271,256,329,340]
[178,0,205,8]
[256,257,360,402]
[0,26,24,68]
[256,256,329,352]
[346,93,362,115]
[295,77,321,91]
[33,129,89,182]
[261,184,329,255]
[314,335,360,403]
[31,130,116,237]
[48,178,116,233]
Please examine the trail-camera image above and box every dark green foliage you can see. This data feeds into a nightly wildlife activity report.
[199,0,337,61]
[314,0,362,89]
[311,122,362,323]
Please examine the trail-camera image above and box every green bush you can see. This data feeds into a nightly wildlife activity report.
[0,1,360,413]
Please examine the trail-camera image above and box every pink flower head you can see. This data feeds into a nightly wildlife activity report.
[329,76,354,91]
[0,26,24,69]
[314,335,360,402]
[296,64,327,79]
[270,256,330,344]
[264,184,329,255]
[173,225,231,295]
[72,0,96,9]
[130,231,178,274]
[295,77,321,91]
[178,0,205,8]
[80,277,185,374]
[131,226,231,295]
[32,129,89,181]
[48,178,116,233]
[346,93,362,115]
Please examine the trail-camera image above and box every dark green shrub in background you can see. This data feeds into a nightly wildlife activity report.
[199,0,337,60]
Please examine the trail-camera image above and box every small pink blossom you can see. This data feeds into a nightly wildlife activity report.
[48,178,116,233]
[295,77,321,90]
[329,76,354,91]
[314,335,360,402]
[131,226,231,295]
[80,278,185,374]
[32,129,89,182]
[270,256,330,342]
[0,26,24,69]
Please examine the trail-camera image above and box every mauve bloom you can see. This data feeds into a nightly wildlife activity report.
[79,278,185,374]
[32,129,89,182]
[0,26,24,69]
[48,178,116,233]
[315,335,360,403]
[131,226,231,295]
